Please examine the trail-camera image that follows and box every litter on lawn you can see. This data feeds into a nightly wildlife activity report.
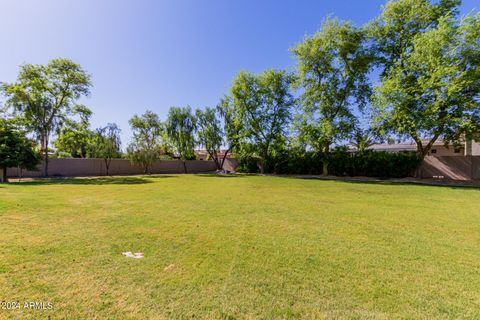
[122,251,144,259]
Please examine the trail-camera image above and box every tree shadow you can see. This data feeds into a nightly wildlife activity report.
[7,175,175,186]
[195,173,246,178]
[283,175,480,190]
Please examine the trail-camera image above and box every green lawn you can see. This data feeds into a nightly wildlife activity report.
[0,175,479,319]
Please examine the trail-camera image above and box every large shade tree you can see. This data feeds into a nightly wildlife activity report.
[368,0,461,76]
[2,58,91,176]
[231,69,295,173]
[371,2,480,158]
[292,19,372,175]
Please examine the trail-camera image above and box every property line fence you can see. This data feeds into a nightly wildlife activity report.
[6,156,479,181]
[419,156,480,181]
[6,158,220,178]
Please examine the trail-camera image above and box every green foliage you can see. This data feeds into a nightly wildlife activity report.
[368,0,461,75]
[351,128,376,152]
[88,123,122,175]
[1,58,92,176]
[195,107,223,169]
[127,111,165,174]
[54,105,94,158]
[328,149,421,178]
[216,95,244,162]
[0,120,40,182]
[292,18,372,174]
[165,106,197,161]
[237,148,419,178]
[231,69,295,173]
[370,0,480,157]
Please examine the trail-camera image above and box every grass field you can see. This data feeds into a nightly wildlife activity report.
[0,175,479,319]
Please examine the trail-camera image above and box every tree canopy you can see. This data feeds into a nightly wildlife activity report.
[292,19,373,174]
[165,106,197,160]
[195,107,223,170]
[2,58,92,176]
[89,123,122,175]
[371,6,480,158]
[0,120,40,183]
[127,111,165,174]
[231,69,295,173]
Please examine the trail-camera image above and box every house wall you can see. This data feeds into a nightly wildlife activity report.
[6,158,217,178]
[472,141,480,156]
[427,145,464,156]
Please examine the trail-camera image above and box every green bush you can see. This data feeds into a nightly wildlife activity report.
[236,149,420,178]
[328,150,420,178]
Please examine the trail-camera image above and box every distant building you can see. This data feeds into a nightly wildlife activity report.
[194,149,233,161]
[366,139,480,156]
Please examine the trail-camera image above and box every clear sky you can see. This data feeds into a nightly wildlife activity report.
[1,0,478,145]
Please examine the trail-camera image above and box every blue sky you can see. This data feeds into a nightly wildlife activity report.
[0,0,478,145]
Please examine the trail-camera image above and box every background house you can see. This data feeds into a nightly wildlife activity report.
[367,139,480,156]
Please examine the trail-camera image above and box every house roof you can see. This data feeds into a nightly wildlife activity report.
[366,140,460,152]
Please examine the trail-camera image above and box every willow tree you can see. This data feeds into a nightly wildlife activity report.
[230,69,295,173]
[371,5,480,158]
[89,123,122,175]
[195,107,223,170]
[217,95,244,170]
[165,106,196,173]
[2,58,91,176]
[292,19,372,175]
[127,111,164,174]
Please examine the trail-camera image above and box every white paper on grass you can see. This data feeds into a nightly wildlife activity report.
[122,251,144,259]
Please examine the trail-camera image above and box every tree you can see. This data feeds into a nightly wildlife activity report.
[351,128,375,152]
[371,10,480,158]
[127,111,164,174]
[0,120,40,183]
[216,95,244,170]
[165,106,196,173]
[88,123,122,175]
[2,58,91,176]
[292,19,372,175]
[54,105,93,158]
[368,0,461,76]
[195,107,223,170]
[230,69,295,173]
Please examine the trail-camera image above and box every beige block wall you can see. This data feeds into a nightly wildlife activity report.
[7,158,217,178]
[420,156,480,180]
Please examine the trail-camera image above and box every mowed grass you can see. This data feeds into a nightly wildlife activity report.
[0,175,479,319]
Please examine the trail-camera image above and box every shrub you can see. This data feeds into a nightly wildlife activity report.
[236,149,420,178]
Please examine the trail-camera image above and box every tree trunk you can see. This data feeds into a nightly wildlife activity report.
[322,162,329,176]
[258,148,268,174]
[0,167,8,183]
[43,135,49,177]
[322,143,330,176]
[183,160,188,174]
[104,158,110,176]
[258,159,265,174]
[214,157,222,171]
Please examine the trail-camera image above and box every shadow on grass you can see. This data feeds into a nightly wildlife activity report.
[195,173,246,178]
[8,175,175,186]
[283,175,480,190]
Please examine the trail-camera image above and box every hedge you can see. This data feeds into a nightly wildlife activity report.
[236,150,420,178]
